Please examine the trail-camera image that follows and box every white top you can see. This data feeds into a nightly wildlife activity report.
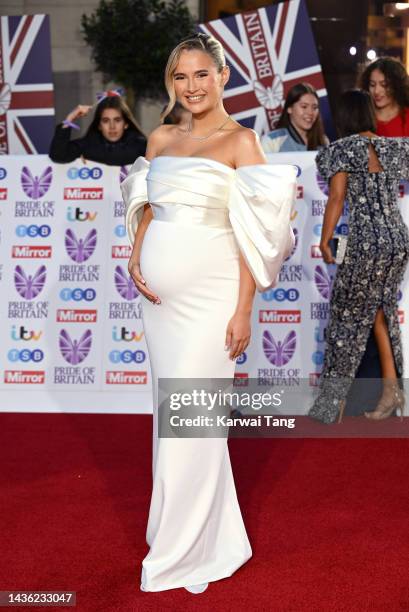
[120,155,297,291]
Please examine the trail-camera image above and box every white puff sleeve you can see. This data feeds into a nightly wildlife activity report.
[229,164,297,291]
[120,156,150,245]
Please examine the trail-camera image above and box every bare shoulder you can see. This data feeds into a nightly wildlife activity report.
[229,125,266,167]
[146,124,179,160]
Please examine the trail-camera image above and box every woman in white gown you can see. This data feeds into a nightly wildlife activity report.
[121,33,296,594]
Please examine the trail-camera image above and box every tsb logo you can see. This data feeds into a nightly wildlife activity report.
[59,288,96,302]
[312,351,324,365]
[0,168,7,179]
[15,224,51,238]
[313,222,348,237]
[114,224,126,237]
[261,288,300,302]
[236,352,247,365]
[8,348,44,362]
[109,349,146,364]
[67,167,103,180]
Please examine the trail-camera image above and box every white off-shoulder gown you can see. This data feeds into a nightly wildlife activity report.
[121,156,296,592]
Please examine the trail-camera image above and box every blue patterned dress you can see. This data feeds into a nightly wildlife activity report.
[309,135,409,423]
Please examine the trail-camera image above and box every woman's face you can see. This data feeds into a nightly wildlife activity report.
[368,69,394,109]
[287,93,319,133]
[99,108,128,142]
[173,49,228,114]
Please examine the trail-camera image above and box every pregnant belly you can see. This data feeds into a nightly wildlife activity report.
[140,219,240,298]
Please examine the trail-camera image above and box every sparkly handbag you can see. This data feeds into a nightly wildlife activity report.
[328,233,348,264]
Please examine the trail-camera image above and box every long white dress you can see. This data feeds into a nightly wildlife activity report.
[121,156,296,592]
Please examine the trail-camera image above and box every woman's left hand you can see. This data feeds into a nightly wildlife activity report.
[225,312,251,360]
[320,241,335,264]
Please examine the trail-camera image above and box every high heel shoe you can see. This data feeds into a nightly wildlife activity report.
[184,582,208,594]
[365,385,405,421]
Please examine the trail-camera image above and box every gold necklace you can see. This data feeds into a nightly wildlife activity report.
[187,115,231,141]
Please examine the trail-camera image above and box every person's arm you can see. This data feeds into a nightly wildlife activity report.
[48,104,93,163]
[320,172,347,263]
[48,125,85,163]
[127,126,170,305]
[225,129,266,360]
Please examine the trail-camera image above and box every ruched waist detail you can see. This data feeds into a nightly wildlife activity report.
[151,203,231,229]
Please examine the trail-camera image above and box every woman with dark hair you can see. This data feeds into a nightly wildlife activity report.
[49,95,147,165]
[361,56,409,137]
[261,82,328,153]
[309,89,409,424]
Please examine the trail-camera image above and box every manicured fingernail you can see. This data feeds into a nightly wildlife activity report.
[224,345,229,351]
[141,279,146,285]
[156,299,161,305]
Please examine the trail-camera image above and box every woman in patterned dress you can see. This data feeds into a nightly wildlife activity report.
[309,90,409,424]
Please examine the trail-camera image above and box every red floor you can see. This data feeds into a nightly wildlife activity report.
[1,413,409,611]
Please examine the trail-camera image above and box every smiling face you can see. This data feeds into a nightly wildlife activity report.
[173,49,229,114]
[287,93,319,133]
[368,68,395,109]
[98,108,128,142]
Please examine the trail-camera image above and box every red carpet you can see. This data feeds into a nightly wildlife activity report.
[1,413,409,611]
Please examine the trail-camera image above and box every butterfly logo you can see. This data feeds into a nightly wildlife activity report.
[314,265,333,300]
[263,330,296,367]
[59,329,92,365]
[65,228,97,263]
[285,228,298,261]
[14,265,47,300]
[21,166,53,199]
[119,166,129,184]
[316,172,329,196]
[253,75,284,110]
[0,83,11,114]
[114,266,138,300]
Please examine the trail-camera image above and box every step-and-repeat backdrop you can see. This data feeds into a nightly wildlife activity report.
[0,154,408,413]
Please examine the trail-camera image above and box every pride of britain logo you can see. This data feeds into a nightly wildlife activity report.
[65,229,97,263]
[21,166,53,199]
[114,266,139,300]
[316,172,329,196]
[14,265,46,299]
[59,329,92,365]
[262,330,296,366]
[314,265,333,300]
[285,228,298,261]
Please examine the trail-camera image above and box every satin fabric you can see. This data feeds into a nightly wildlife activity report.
[120,156,295,592]
[122,156,296,291]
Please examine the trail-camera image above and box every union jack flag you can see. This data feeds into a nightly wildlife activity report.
[0,15,55,154]
[199,0,331,135]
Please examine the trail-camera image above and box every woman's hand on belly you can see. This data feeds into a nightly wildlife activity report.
[128,258,161,305]
[225,312,251,360]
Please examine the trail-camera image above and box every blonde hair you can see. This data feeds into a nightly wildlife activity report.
[161,33,226,122]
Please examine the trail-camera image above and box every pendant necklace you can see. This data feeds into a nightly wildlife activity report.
[187,115,231,141]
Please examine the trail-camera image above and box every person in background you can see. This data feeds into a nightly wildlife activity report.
[309,90,409,424]
[162,101,191,127]
[261,82,328,153]
[361,56,409,137]
[49,94,146,165]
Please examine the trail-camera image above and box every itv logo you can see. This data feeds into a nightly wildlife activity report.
[66,207,98,222]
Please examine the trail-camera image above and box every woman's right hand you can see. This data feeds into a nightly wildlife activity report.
[128,259,161,305]
[64,104,93,124]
